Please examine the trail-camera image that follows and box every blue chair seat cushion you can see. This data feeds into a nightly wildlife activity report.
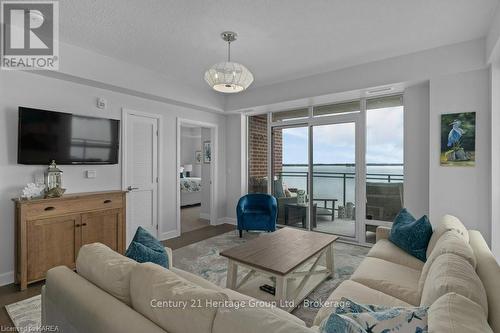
[389,208,433,262]
[125,226,169,268]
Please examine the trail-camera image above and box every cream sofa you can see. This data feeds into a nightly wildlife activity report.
[41,243,316,333]
[313,215,500,332]
[42,215,500,333]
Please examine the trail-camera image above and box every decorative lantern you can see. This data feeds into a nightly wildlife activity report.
[46,160,62,190]
[297,190,306,205]
[45,160,66,198]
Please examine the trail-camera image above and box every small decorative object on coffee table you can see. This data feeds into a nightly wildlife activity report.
[220,227,338,312]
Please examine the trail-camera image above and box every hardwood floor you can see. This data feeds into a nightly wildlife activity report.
[180,205,210,233]
[0,281,44,329]
[163,223,235,250]
[0,223,236,329]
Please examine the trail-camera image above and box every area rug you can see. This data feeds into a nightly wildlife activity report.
[173,230,369,326]
[5,230,369,330]
[5,295,41,332]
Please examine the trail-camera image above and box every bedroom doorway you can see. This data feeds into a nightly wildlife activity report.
[176,118,218,236]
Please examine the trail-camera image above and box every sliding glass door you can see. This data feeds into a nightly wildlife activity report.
[251,94,403,244]
[311,122,357,238]
[272,125,309,229]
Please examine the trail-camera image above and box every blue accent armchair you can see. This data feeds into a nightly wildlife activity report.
[236,194,277,238]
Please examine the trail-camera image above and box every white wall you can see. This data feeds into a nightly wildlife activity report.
[0,70,227,285]
[429,69,491,241]
[404,82,430,217]
[225,114,245,220]
[490,63,500,259]
[200,128,211,218]
[180,127,201,177]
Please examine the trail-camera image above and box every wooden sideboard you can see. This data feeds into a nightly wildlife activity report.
[13,191,126,290]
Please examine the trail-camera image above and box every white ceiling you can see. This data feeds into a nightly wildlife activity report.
[60,0,499,93]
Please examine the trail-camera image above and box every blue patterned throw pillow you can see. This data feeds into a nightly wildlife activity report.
[389,208,432,262]
[320,298,428,333]
[125,226,169,268]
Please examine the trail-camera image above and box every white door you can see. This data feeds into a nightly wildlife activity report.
[124,112,158,244]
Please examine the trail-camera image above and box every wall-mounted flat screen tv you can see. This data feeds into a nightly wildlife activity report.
[18,107,120,165]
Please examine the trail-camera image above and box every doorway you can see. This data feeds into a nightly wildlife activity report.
[179,125,210,233]
[122,109,160,245]
[176,118,218,236]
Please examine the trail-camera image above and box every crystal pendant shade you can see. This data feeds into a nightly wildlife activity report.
[204,61,254,93]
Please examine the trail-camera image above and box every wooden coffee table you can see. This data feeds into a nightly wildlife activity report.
[220,227,338,311]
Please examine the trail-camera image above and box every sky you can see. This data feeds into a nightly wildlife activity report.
[280,106,404,164]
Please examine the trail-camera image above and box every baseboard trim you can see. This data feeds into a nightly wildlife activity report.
[199,213,211,220]
[159,229,181,241]
[216,217,237,225]
[0,271,14,287]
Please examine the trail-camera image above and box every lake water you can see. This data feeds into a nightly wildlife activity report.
[280,164,403,207]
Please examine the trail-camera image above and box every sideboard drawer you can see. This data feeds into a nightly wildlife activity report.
[24,194,123,219]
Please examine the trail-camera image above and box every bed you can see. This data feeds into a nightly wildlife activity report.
[180,177,202,206]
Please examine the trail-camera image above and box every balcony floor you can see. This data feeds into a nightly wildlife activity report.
[281,215,376,243]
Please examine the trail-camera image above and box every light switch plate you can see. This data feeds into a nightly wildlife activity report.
[86,170,97,178]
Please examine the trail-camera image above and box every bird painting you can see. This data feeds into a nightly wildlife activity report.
[447,119,464,148]
[440,112,476,166]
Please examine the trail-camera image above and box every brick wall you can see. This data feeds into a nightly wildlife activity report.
[248,115,282,192]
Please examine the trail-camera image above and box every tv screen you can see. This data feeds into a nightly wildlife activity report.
[18,107,120,165]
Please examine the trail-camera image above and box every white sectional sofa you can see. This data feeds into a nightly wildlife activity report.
[41,215,499,332]
[314,215,500,332]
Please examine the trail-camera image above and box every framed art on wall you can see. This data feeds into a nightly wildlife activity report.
[195,151,202,164]
[440,112,476,167]
[203,141,211,164]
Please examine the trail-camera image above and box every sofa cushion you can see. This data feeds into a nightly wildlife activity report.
[428,293,493,333]
[126,226,169,268]
[222,288,306,327]
[420,253,488,315]
[313,280,412,326]
[426,215,469,258]
[367,239,424,271]
[76,243,137,305]
[319,297,429,333]
[469,230,500,333]
[418,231,476,293]
[130,262,227,333]
[389,208,433,262]
[350,257,421,305]
[212,306,317,333]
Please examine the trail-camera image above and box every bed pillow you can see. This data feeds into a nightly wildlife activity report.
[389,208,433,262]
[126,226,169,268]
[319,297,428,333]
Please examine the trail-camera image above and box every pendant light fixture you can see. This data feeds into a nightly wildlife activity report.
[204,31,254,93]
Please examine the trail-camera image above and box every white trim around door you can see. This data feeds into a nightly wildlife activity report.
[176,118,219,236]
[122,108,162,244]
